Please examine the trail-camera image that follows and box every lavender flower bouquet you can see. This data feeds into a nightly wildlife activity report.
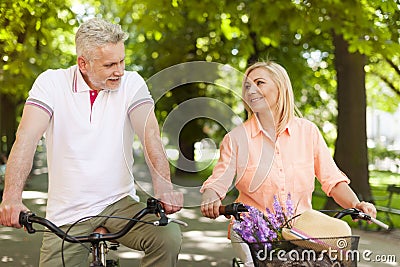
[232,193,295,253]
[232,194,345,266]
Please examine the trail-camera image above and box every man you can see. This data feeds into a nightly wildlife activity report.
[0,18,182,267]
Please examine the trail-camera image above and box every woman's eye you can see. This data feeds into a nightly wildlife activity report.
[256,80,264,86]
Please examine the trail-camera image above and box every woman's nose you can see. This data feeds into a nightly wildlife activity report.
[247,84,257,95]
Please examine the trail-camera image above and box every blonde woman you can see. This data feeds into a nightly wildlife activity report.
[200,61,376,266]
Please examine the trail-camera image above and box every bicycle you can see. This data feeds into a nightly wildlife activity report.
[19,197,187,267]
[219,203,389,267]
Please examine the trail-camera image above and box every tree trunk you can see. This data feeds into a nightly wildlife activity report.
[174,139,197,177]
[327,33,372,208]
[173,119,202,177]
[0,94,17,155]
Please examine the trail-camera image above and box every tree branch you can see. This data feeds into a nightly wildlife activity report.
[370,71,400,97]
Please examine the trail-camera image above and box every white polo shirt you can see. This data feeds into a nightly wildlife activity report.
[26,65,153,226]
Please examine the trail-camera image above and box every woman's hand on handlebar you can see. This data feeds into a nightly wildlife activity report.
[201,189,223,219]
[0,199,29,228]
[355,201,377,220]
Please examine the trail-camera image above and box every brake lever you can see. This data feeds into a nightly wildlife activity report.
[156,202,169,226]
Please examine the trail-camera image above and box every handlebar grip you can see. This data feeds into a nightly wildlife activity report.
[219,203,248,220]
[369,217,389,230]
[219,205,227,215]
[19,211,36,233]
[334,208,390,230]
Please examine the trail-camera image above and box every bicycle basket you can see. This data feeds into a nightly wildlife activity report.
[247,236,360,267]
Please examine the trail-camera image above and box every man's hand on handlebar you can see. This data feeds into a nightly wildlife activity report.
[0,199,28,228]
[157,191,183,214]
[201,189,224,219]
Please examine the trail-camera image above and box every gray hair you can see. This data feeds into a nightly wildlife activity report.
[75,18,128,60]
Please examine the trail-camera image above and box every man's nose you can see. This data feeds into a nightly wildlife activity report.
[114,62,124,76]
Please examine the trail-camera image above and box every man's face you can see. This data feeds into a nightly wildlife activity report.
[79,42,125,91]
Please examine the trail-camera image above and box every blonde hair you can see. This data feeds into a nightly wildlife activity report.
[242,61,300,135]
[75,18,128,60]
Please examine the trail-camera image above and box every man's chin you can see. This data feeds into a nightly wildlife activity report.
[105,82,121,90]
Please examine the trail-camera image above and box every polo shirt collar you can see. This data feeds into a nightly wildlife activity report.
[250,114,292,138]
[72,66,94,93]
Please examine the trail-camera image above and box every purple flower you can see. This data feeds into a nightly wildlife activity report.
[273,195,286,225]
[233,193,295,252]
[285,193,294,219]
[266,207,280,230]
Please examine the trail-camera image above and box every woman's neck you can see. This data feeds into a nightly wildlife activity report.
[255,112,277,140]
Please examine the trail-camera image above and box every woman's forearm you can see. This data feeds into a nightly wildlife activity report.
[330,181,360,209]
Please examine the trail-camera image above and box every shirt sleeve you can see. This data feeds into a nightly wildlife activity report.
[200,133,237,199]
[25,70,55,117]
[312,123,350,196]
[126,72,154,113]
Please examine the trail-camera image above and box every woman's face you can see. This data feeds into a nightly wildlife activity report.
[243,67,279,114]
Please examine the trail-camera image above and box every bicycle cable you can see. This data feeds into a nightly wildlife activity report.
[60,214,161,267]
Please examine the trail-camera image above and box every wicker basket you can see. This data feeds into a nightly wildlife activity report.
[247,236,360,267]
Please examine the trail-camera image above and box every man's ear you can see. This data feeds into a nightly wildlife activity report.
[77,56,88,73]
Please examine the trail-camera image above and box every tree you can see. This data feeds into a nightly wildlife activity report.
[300,0,400,203]
[333,33,371,201]
[98,0,248,176]
[1,0,399,196]
[93,0,400,193]
[0,0,77,154]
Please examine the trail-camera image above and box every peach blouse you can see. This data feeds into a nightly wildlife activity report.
[201,115,350,215]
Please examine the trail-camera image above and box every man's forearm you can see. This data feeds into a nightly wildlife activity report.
[143,134,173,196]
[2,138,35,202]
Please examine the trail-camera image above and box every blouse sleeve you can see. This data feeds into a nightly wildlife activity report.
[312,124,350,196]
[200,133,237,199]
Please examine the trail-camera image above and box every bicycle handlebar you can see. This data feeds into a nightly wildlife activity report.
[19,197,187,244]
[219,203,389,229]
[219,203,248,220]
[333,208,389,229]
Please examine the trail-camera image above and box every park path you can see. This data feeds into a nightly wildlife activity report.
[0,169,399,267]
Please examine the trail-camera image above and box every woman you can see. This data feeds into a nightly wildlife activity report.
[200,61,376,266]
